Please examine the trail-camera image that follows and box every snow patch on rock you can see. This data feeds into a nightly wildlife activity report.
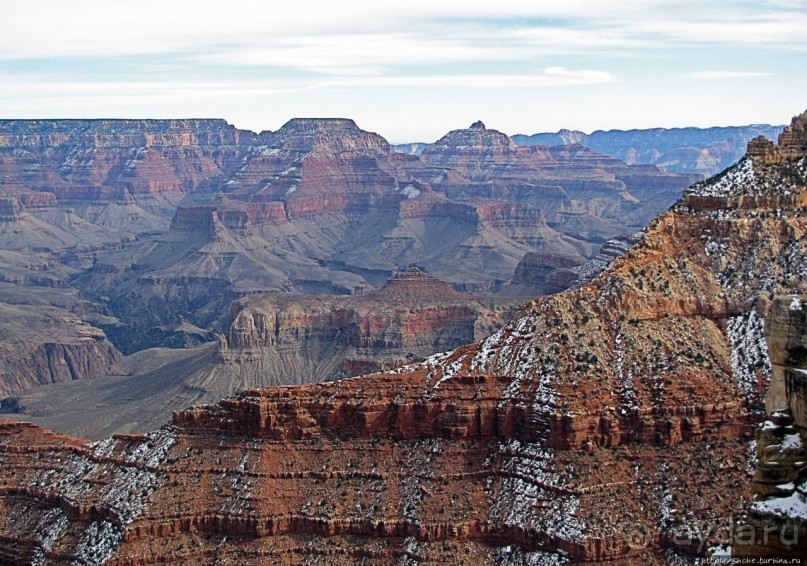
[496,544,570,565]
[400,184,421,199]
[686,159,756,198]
[489,440,583,542]
[727,310,771,398]
[74,520,123,565]
[752,490,807,520]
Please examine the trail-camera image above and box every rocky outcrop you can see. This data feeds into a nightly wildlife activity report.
[0,320,121,398]
[219,268,514,380]
[734,296,807,560]
[0,110,805,563]
[777,112,807,160]
[763,296,807,413]
[271,118,390,154]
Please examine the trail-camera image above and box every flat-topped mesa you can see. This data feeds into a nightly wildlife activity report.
[271,118,391,154]
[424,121,518,155]
[276,118,362,135]
[375,267,466,303]
[0,118,253,149]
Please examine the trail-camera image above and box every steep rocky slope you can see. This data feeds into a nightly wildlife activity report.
[513,124,784,176]
[0,111,804,563]
[0,253,120,398]
[0,299,120,398]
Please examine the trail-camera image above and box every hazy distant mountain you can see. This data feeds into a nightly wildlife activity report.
[512,124,784,175]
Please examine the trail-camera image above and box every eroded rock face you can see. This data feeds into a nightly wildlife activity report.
[0,119,254,233]
[0,332,120,399]
[0,279,122,399]
[0,111,805,563]
[219,268,514,380]
[0,119,252,187]
[735,295,807,559]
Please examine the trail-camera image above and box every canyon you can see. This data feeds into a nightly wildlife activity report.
[0,110,803,563]
[0,116,705,406]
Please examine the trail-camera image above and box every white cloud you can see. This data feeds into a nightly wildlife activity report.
[687,71,773,79]
[334,67,617,88]
[200,32,519,74]
[0,0,802,139]
[0,66,616,109]
[2,0,805,64]
[635,13,807,46]
[0,77,326,110]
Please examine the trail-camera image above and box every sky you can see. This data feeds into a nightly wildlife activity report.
[1,0,805,143]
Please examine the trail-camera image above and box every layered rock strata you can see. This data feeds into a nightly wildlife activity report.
[0,110,804,563]
[84,119,697,350]
[0,274,122,399]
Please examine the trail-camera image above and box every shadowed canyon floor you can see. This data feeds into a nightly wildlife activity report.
[4,269,515,439]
